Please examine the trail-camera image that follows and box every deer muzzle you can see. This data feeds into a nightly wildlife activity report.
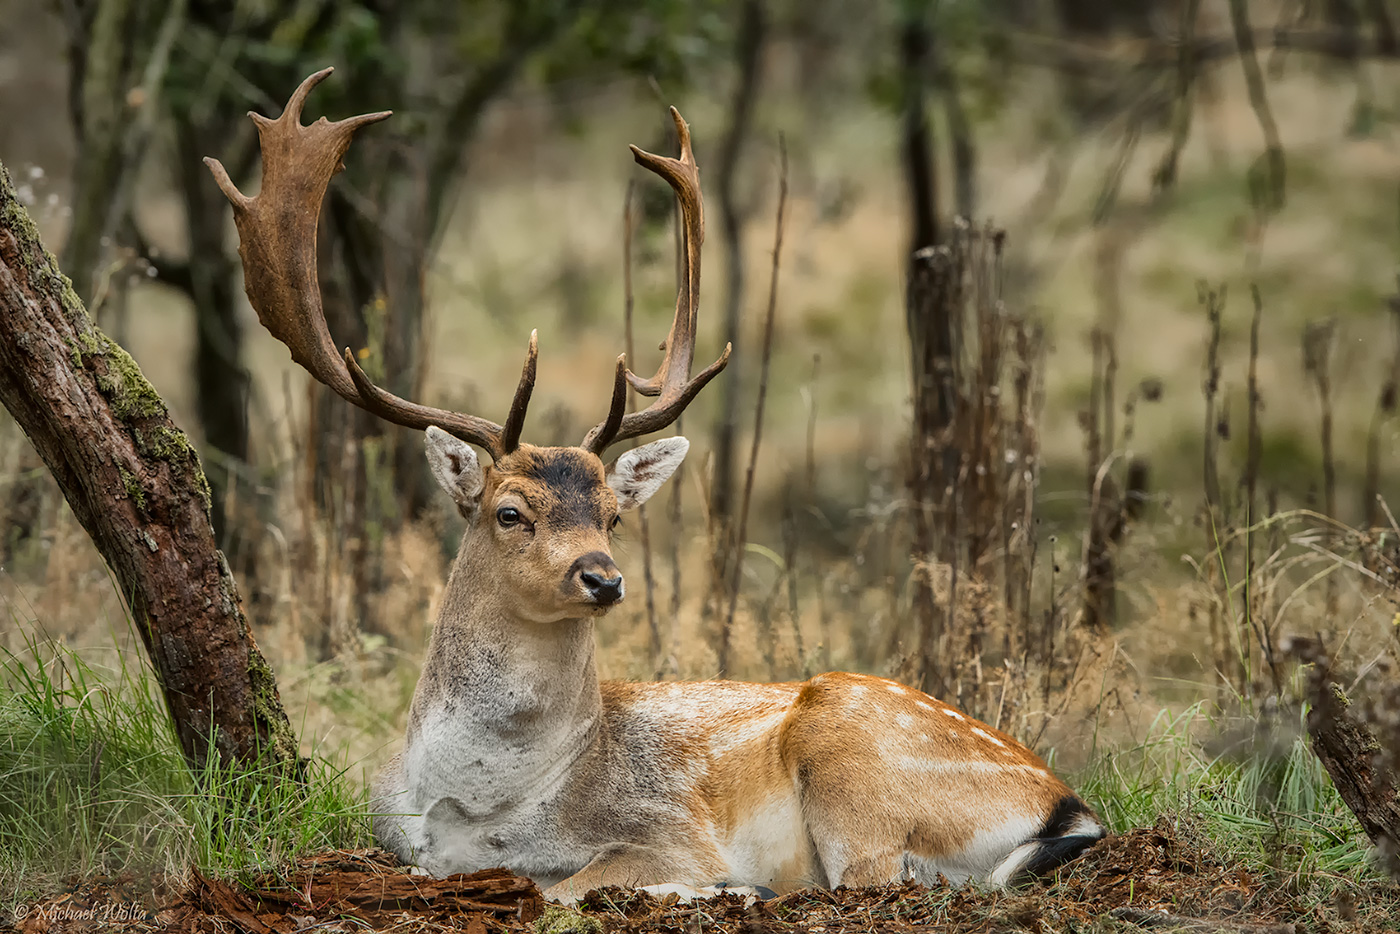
[570,552,624,607]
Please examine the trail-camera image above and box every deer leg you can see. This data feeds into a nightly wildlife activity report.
[545,842,733,905]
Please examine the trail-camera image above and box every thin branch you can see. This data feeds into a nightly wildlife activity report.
[1229,0,1286,215]
[711,0,767,592]
[718,137,787,678]
[622,180,662,672]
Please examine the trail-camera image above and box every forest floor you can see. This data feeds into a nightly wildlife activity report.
[8,819,1397,934]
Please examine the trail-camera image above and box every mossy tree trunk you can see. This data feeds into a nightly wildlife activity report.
[0,160,300,775]
[1292,637,1400,877]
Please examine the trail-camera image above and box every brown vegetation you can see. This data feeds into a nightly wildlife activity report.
[13,819,1400,933]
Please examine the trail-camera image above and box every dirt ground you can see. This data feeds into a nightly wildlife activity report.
[7,819,1397,934]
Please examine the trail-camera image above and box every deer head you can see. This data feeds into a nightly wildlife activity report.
[205,68,728,623]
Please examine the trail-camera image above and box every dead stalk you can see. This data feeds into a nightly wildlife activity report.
[1304,318,1338,618]
[621,181,662,671]
[719,138,788,678]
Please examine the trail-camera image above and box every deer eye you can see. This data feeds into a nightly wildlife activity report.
[497,507,522,528]
[610,515,622,531]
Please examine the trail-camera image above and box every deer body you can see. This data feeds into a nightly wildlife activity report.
[207,70,1105,906]
[371,491,1101,900]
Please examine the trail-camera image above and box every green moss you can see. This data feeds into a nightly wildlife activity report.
[118,466,147,512]
[143,425,192,460]
[245,649,301,768]
[65,325,214,520]
[0,163,87,326]
[68,326,167,422]
[535,906,603,934]
[92,338,164,421]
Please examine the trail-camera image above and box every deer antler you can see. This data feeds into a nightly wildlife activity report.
[582,108,731,455]
[204,68,536,460]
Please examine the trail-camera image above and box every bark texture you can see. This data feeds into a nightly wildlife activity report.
[1309,686,1400,873]
[1293,637,1400,876]
[0,159,299,774]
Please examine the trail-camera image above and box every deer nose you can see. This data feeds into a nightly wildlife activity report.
[580,570,624,605]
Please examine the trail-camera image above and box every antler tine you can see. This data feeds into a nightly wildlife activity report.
[499,330,539,454]
[588,356,630,453]
[582,107,731,455]
[206,68,522,460]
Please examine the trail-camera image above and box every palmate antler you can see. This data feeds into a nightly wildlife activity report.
[580,108,731,454]
[205,69,725,460]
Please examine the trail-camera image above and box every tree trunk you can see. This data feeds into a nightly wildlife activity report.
[176,124,250,549]
[900,2,953,696]
[1292,637,1400,878]
[709,0,767,603]
[0,160,300,775]
[28,0,180,570]
[900,7,939,256]
[906,248,958,698]
[1308,687,1400,873]
[63,0,144,304]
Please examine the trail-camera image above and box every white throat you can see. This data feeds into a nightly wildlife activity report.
[404,591,603,819]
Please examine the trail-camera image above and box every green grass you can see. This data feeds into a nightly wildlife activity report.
[0,629,370,910]
[0,627,1385,915]
[1074,702,1382,894]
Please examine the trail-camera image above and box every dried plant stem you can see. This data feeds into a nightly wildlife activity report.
[781,490,805,673]
[718,138,788,678]
[1081,327,1117,631]
[1243,284,1281,695]
[1364,284,1400,531]
[1308,322,1339,617]
[621,182,662,671]
[805,354,820,494]
[1199,284,1235,691]
[667,416,683,678]
[1040,536,1059,737]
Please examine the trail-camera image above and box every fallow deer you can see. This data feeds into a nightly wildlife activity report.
[206,69,1105,905]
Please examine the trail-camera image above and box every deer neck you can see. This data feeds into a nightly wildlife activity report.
[411,540,603,753]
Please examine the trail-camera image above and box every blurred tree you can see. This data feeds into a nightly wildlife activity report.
[896,0,949,696]
[55,0,727,643]
[61,0,184,306]
[8,0,184,569]
[708,0,768,614]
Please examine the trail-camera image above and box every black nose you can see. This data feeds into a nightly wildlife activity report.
[580,570,624,605]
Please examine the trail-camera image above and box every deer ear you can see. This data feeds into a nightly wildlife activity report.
[426,426,485,515]
[607,437,689,511]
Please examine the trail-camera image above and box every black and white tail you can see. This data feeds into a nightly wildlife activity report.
[989,795,1107,887]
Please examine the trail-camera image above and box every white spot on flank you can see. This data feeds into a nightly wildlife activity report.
[896,713,914,729]
[851,684,868,697]
[972,727,1007,748]
[895,756,1046,775]
[886,683,907,695]
[710,712,786,756]
[941,709,964,720]
[915,700,933,711]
